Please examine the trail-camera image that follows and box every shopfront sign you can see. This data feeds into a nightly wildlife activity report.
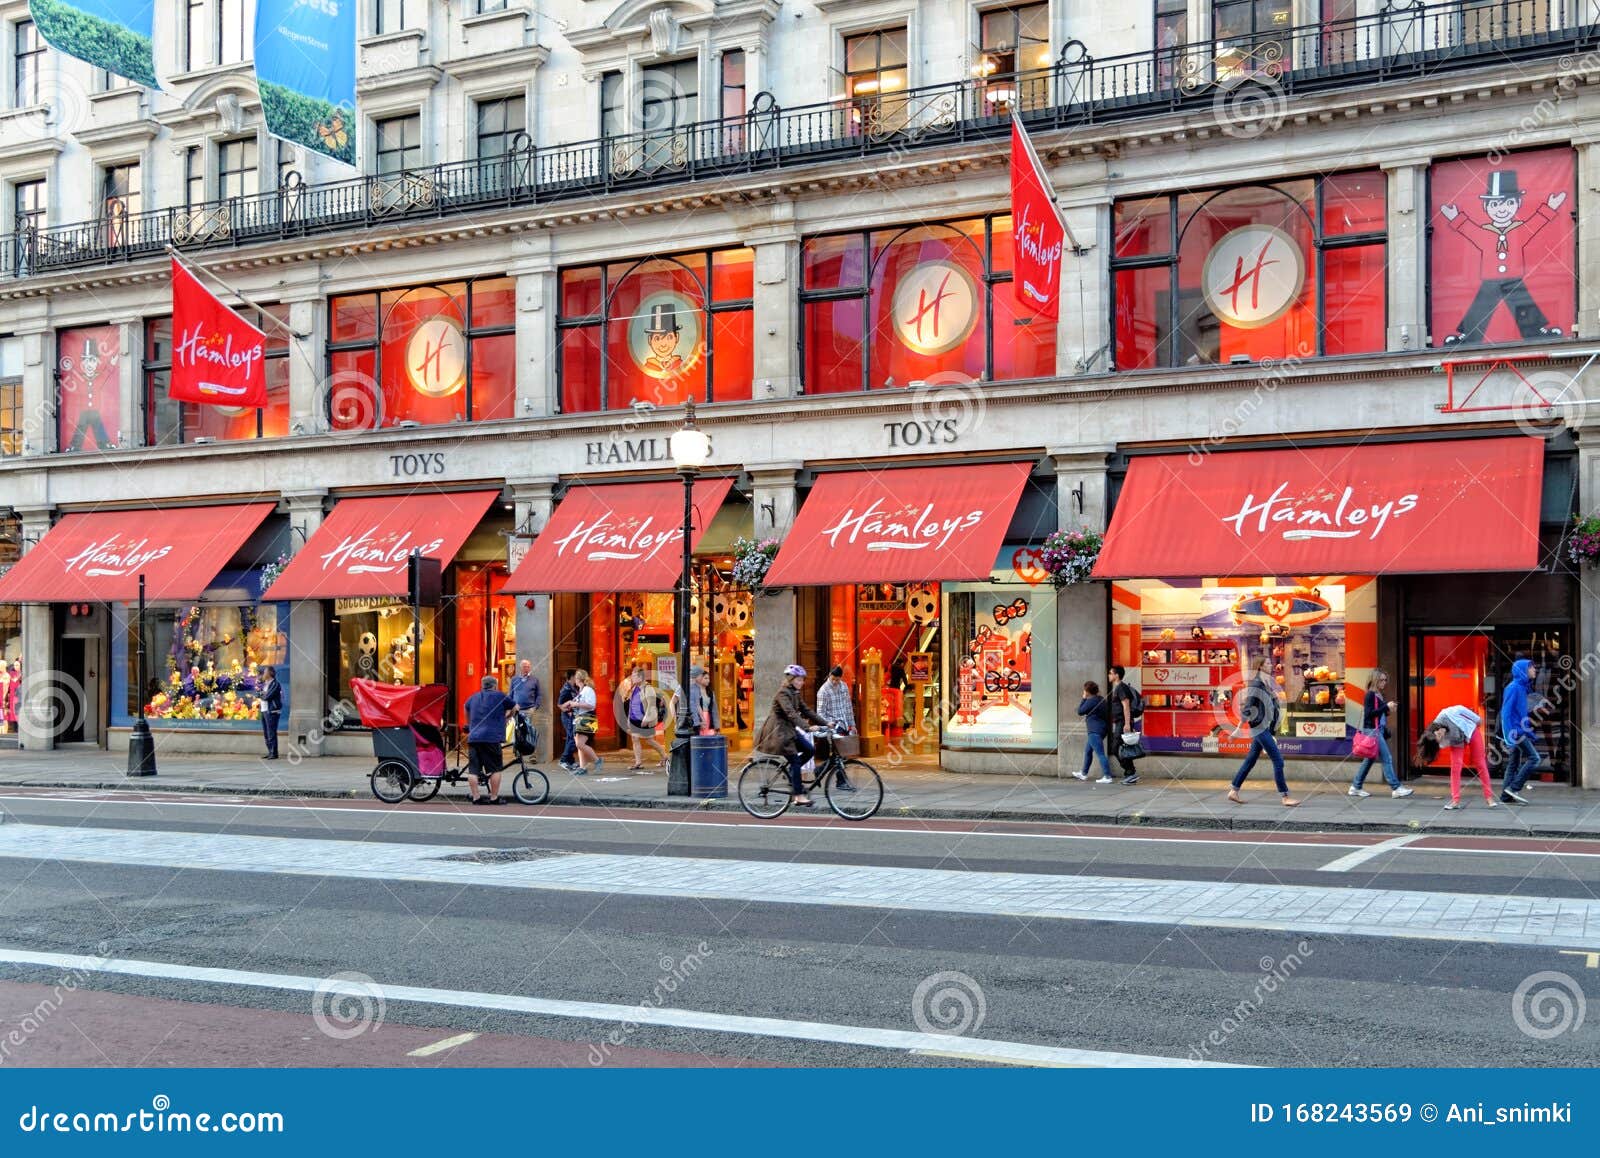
[884,418,962,449]
[1143,665,1211,688]
[1201,224,1305,328]
[891,262,979,355]
[390,452,448,478]
[584,435,716,468]
[405,318,467,398]
[334,596,406,614]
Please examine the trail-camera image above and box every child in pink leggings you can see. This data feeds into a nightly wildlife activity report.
[1415,704,1498,810]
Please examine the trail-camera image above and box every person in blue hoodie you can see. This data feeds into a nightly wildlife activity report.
[1071,681,1114,783]
[1499,657,1540,805]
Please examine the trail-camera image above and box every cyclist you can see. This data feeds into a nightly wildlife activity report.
[755,663,830,807]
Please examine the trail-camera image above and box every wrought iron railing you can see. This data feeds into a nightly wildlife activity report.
[11,0,1596,279]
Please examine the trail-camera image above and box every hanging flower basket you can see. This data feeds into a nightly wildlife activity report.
[731,536,782,594]
[258,553,290,598]
[1568,514,1600,567]
[1040,529,1103,589]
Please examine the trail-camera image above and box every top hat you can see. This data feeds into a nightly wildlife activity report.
[644,303,681,334]
[1480,170,1524,201]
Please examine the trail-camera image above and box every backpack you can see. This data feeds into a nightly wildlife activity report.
[1123,684,1144,720]
[511,712,537,756]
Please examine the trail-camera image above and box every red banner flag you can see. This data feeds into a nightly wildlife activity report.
[1010,118,1067,319]
[169,257,268,408]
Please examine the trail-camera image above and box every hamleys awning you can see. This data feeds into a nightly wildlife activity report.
[262,490,499,601]
[1092,436,1545,579]
[764,462,1033,586]
[0,501,276,603]
[504,478,735,593]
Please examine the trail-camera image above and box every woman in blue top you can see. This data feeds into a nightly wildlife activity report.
[1349,669,1414,798]
[1071,681,1114,783]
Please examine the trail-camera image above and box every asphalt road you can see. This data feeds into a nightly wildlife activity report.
[0,790,1595,1068]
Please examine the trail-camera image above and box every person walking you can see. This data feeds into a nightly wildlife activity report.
[555,669,578,771]
[257,665,283,760]
[688,665,719,734]
[816,665,856,734]
[1072,680,1114,783]
[570,669,601,774]
[1349,669,1413,798]
[1417,704,1498,810]
[1106,665,1141,785]
[624,667,667,771]
[755,664,830,807]
[1228,661,1300,807]
[463,675,514,805]
[1499,658,1540,805]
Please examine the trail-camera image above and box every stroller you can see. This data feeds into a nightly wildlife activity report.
[353,678,448,803]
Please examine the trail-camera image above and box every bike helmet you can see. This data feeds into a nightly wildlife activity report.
[784,664,807,678]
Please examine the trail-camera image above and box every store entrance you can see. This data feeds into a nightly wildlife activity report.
[54,635,89,745]
[1404,627,1572,783]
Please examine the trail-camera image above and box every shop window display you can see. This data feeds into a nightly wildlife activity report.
[1428,146,1575,348]
[1112,171,1385,368]
[56,325,121,452]
[557,249,754,413]
[331,598,439,710]
[144,309,291,445]
[326,277,515,430]
[944,547,1058,752]
[801,215,1055,393]
[825,582,943,748]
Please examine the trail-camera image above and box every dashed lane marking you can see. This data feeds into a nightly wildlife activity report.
[407,1032,480,1057]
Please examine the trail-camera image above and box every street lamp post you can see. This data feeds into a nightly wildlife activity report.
[126,572,157,777]
[667,399,710,797]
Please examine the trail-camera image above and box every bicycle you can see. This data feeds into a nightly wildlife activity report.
[736,728,884,821]
[403,729,550,806]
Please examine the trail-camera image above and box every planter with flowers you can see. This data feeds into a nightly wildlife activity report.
[1569,513,1600,568]
[731,536,782,594]
[258,553,289,599]
[1040,529,1104,589]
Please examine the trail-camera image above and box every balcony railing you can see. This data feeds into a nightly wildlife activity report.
[8,0,1595,279]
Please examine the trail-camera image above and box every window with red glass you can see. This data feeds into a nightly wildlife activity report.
[557,249,754,413]
[802,215,1056,394]
[1112,170,1386,369]
[143,307,291,445]
[326,277,515,430]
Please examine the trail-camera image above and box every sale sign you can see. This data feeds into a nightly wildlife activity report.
[169,258,268,408]
[1009,118,1067,319]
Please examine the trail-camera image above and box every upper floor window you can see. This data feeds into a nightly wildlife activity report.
[476,0,509,11]
[12,178,44,233]
[183,146,205,208]
[1458,0,1550,43]
[56,325,120,454]
[144,308,291,446]
[802,215,1055,394]
[12,20,41,108]
[1212,0,1291,81]
[186,0,246,70]
[374,113,422,176]
[1155,0,1187,86]
[600,70,624,138]
[375,0,416,35]
[558,248,754,413]
[0,335,22,458]
[1112,169,1386,369]
[639,58,697,170]
[977,4,1050,112]
[218,137,258,200]
[327,277,515,430]
[101,162,140,247]
[718,50,746,153]
[475,94,524,159]
[842,28,908,135]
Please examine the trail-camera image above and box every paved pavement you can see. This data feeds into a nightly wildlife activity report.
[2,746,1597,837]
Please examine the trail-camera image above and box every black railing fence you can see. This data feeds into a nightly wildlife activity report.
[6,0,1595,278]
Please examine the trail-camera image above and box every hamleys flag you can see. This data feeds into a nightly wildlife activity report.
[169,257,268,408]
[1009,118,1067,319]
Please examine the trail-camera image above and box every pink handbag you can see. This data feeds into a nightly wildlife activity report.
[1351,730,1380,760]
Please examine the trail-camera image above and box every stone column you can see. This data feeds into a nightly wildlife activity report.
[285,297,324,436]
[1050,446,1114,778]
[112,317,139,448]
[1574,430,1600,789]
[15,506,55,751]
[750,237,799,399]
[749,463,802,737]
[281,489,329,758]
[509,233,557,417]
[508,474,558,761]
[1382,160,1429,352]
[1576,142,1600,341]
[1057,198,1111,375]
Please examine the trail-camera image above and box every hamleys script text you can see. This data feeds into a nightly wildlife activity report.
[320,527,446,574]
[820,500,984,553]
[174,323,264,392]
[63,538,173,577]
[553,516,680,562]
[1221,482,1419,542]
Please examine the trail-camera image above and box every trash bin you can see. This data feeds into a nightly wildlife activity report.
[690,733,729,799]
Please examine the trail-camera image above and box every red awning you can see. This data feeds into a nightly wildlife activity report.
[263,490,500,601]
[765,462,1033,587]
[504,478,735,594]
[0,502,276,603]
[1093,436,1545,578]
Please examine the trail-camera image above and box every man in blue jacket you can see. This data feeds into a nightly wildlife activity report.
[1499,657,1539,805]
[463,676,514,805]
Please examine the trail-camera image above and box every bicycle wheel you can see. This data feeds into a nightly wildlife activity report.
[736,757,792,819]
[512,767,550,806]
[408,776,441,803]
[370,759,413,804]
[825,759,883,821]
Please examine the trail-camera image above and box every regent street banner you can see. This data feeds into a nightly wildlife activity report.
[254,0,358,167]
[27,0,158,89]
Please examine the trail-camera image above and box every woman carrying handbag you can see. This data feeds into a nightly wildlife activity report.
[1349,668,1413,798]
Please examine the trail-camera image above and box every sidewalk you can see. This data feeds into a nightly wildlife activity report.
[2,748,1597,838]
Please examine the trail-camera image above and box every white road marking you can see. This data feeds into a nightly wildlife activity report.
[1317,835,1422,873]
[407,1032,479,1057]
[0,948,1234,1069]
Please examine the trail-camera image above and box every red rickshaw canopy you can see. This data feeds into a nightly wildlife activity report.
[351,679,448,730]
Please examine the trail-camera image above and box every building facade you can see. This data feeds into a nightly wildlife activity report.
[0,0,1595,786]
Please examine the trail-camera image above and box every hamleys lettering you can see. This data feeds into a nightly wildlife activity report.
[174,322,264,395]
[1221,483,1420,542]
[319,527,446,574]
[62,538,173,577]
[819,500,984,553]
[552,516,680,563]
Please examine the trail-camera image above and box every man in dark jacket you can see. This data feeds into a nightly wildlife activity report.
[1227,662,1298,806]
[555,670,578,772]
[463,676,514,805]
[1499,657,1539,804]
[258,665,283,760]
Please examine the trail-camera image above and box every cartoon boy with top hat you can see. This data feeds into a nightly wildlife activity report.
[642,303,684,375]
[1439,168,1568,345]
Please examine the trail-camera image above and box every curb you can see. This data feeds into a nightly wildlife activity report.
[0,777,1589,840]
